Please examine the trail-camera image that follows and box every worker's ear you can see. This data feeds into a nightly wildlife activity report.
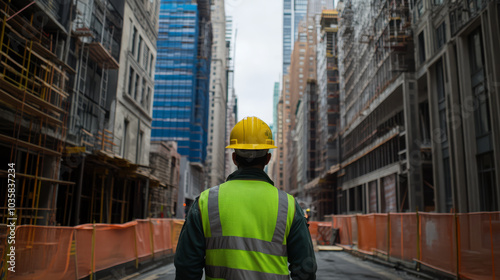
[264,153,271,165]
[232,152,239,167]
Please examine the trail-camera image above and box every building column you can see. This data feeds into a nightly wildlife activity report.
[403,74,424,211]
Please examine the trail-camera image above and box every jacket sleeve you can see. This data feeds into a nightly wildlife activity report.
[287,201,317,280]
[174,197,205,280]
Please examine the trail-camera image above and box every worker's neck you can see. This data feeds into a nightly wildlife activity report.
[238,165,265,170]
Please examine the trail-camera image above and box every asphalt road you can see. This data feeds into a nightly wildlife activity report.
[130,251,422,280]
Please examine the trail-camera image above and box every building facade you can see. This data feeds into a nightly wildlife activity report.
[0,0,166,226]
[206,0,228,188]
[113,0,159,167]
[412,0,500,212]
[335,0,500,214]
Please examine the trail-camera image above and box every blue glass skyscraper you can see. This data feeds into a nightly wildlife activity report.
[153,0,212,163]
[283,0,308,74]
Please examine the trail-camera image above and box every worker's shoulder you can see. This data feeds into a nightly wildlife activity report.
[200,183,225,196]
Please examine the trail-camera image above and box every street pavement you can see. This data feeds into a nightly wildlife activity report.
[130,251,422,280]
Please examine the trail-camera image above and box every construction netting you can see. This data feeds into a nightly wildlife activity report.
[312,212,500,279]
[458,212,500,280]
[2,219,184,279]
[390,213,417,262]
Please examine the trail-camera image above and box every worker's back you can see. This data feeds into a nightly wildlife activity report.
[199,180,295,279]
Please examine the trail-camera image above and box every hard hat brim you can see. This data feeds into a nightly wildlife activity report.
[225,143,278,149]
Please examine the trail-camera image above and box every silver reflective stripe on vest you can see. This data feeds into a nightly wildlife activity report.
[271,190,288,244]
[206,265,290,280]
[206,236,287,256]
[208,185,222,237]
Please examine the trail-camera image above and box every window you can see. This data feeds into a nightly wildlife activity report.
[477,153,497,211]
[134,74,140,100]
[150,54,154,76]
[146,87,151,111]
[144,47,149,68]
[122,120,129,157]
[141,78,147,105]
[137,36,143,62]
[436,22,446,50]
[131,26,137,55]
[418,31,426,63]
[128,67,135,95]
[136,131,143,163]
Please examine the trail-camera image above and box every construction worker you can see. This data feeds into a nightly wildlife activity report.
[305,208,311,222]
[174,116,317,280]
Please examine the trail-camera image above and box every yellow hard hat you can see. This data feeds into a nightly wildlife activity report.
[226,116,278,150]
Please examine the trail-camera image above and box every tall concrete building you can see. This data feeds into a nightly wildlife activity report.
[272,82,281,138]
[410,0,500,212]
[206,0,228,188]
[300,9,341,220]
[336,0,500,214]
[279,0,333,193]
[268,81,281,182]
[153,0,212,217]
[224,16,237,179]
[113,0,159,169]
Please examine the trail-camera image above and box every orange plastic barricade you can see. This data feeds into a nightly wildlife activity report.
[135,220,153,260]
[307,221,319,241]
[7,226,76,280]
[389,213,417,262]
[458,212,500,280]
[317,222,333,245]
[357,215,377,254]
[75,222,137,278]
[1,225,7,273]
[335,215,353,246]
[74,224,93,279]
[151,219,172,255]
[419,213,456,275]
[171,219,184,253]
[351,215,358,246]
[93,222,137,272]
[374,214,388,254]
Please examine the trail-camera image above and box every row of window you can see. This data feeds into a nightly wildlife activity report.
[130,25,155,78]
[128,66,152,112]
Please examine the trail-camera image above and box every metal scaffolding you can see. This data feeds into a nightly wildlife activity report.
[0,0,72,225]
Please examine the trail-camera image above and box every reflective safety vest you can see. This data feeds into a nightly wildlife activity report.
[199,180,296,280]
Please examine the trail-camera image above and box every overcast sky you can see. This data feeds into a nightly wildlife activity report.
[225,0,282,126]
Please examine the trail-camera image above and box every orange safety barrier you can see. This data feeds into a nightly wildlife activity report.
[135,220,153,260]
[150,219,172,255]
[307,221,319,241]
[357,215,376,254]
[2,218,184,280]
[390,213,417,262]
[334,215,353,246]
[170,219,184,252]
[419,213,457,275]
[374,214,388,254]
[1,225,7,275]
[458,212,500,280]
[316,222,333,245]
[8,226,76,280]
[329,212,500,279]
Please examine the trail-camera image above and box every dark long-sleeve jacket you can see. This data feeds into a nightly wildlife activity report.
[174,167,317,280]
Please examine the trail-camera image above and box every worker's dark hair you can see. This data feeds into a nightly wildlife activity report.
[235,153,269,168]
